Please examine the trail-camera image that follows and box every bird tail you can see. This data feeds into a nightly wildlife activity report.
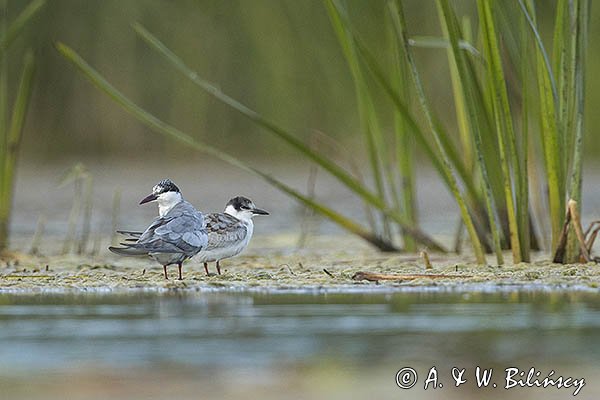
[108,245,148,256]
[116,230,143,238]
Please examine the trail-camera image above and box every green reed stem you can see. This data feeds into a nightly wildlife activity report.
[394,0,485,263]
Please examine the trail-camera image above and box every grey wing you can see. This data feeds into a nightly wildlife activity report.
[136,207,207,255]
[205,213,247,250]
[117,230,143,242]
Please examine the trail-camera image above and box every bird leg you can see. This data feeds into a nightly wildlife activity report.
[216,260,221,275]
[178,263,183,280]
[204,262,209,276]
[163,265,169,280]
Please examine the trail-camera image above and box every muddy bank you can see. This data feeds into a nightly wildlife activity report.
[1,234,598,293]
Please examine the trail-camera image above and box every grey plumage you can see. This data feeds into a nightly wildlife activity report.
[109,199,207,279]
[117,195,268,276]
[116,213,245,255]
[198,196,268,274]
[204,213,248,250]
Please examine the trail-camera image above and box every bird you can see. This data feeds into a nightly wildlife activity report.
[119,196,269,275]
[109,179,208,280]
[198,196,269,275]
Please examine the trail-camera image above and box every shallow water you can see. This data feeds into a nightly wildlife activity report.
[12,161,600,242]
[0,289,598,399]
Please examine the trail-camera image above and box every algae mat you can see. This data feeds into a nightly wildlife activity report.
[1,235,598,292]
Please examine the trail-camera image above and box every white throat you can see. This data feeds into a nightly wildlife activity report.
[157,191,183,217]
[224,204,254,223]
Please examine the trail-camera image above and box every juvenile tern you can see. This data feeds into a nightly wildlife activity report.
[198,196,269,275]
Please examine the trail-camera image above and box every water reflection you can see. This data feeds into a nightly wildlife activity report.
[0,290,598,372]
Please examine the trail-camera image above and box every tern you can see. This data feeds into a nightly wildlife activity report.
[120,196,269,275]
[109,179,208,280]
[198,196,269,275]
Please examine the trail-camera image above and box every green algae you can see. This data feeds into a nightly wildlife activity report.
[1,235,598,292]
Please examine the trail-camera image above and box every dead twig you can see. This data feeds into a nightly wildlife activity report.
[584,220,600,238]
[351,271,472,282]
[278,264,295,275]
[323,268,334,278]
[420,250,432,270]
[586,225,600,255]
[29,213,46,255]
[553,199,591,263]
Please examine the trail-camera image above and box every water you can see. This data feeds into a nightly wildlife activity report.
[13,162,600,240]
[0,289,598,399]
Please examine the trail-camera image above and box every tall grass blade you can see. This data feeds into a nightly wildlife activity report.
[0,0,45,54]
[0,50,35,250]
[127,24,445,250]
[57,42,447,252]
[351,16,481,206]
[518,5,532,258]
[0,1,7,233]
[131,23,378,208]
[408,36,482,59]
[566,0,590,262]
[388,5,417,252]
[517,0,558,106]
[437,0,504,264]
[325,0,394,241]
[476,0,524,262]
[553,0,569,164]
[522,0,564,252]
[555,0,575,261]
[392,0,485,263]
[0,0,44,251]
[446,18,473,173]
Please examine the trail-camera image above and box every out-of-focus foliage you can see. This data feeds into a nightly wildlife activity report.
[8,0,599,161]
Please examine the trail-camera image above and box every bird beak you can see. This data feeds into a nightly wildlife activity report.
[139,193,158,205]
[252,207,269,215]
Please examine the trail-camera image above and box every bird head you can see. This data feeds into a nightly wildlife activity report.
[224,196,269,221]
[140,179,183,216]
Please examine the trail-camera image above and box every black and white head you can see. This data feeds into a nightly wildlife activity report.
[139,179,183,216]
[224,196,269,221]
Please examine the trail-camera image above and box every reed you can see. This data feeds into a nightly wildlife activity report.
[342,0,590,263]
[57,41,446,253]
[56,0,591,263]
[59,163,93,255]
[0,0,44,252]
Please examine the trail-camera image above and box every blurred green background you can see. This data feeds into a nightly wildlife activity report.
[4,0,599,164]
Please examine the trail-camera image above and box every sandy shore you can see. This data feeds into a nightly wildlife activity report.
[1,234,599,293]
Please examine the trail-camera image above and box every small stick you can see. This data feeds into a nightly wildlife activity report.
[352,271,472,282]
[278,264,295,275]
[29,213,46,255]
[586,226,600,255]
[553,204,572,263]
[323,268,334,278]
[420,250,433,270]
[568,200,591,262]
[583,220,600,238]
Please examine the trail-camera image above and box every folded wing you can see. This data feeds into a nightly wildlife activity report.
[205,213,247,250]
[109,201,207,257]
